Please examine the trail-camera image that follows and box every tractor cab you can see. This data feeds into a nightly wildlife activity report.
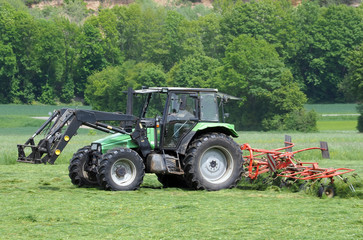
[126,87,237,152]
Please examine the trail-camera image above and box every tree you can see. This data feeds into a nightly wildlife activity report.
[112,4,144,62]
[0,41,17,103]
[220,0,297,60]
[85,61,166,112]
[35,20,65,102]
[85,65,127,112]
[340,43,363,103]
[167,55,221,88]
[56,18,79,103]
[160,10,186,70]
[217,34,307,130]
[292,3,363,102]
[341,43,363,132]
[96,9,124,66]
[74,21,107,97]
[10,9,40,103]
[198,13,224,59]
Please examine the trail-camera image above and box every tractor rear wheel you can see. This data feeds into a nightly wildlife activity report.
[97,148,145,191]
[68,146,99,187]
[183,133,244,190]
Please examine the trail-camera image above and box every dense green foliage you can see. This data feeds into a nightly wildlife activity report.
[341,43,363,132]
[0,0,362,130]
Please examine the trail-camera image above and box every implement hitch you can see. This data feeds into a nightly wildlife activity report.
[17,108,137,164]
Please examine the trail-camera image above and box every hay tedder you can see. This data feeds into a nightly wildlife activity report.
[241,135,356,197]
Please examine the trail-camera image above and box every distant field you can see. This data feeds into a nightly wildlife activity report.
[305,103,358,114]
[305,104,359,131]
[0,104,92,129]
[0,104,92,116]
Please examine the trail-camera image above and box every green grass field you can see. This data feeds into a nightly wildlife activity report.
[0,104,362,239]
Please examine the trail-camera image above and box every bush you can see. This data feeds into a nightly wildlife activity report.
[38,84,55,105]
[262,109,318,132]
[284,109,318,132]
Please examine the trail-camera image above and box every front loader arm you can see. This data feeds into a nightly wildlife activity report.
[17,108,137,164]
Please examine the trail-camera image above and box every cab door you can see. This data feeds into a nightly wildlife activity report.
[162,92,198,149]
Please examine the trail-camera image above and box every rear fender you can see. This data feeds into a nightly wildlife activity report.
[176,123,239,155]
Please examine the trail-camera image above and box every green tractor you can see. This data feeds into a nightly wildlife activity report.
[17,87,244,191]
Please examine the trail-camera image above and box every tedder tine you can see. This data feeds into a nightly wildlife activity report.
[320,141,330,159]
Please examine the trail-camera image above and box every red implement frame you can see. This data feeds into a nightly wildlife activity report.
[241,136,355,181]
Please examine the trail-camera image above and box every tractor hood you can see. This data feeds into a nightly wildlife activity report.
[92,133,138,153]
[92,127,156,154]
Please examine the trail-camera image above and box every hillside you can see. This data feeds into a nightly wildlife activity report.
[29,0,361,12]
[31,0,214,11]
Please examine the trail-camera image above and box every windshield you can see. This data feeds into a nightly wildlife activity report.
[135,92,167,118]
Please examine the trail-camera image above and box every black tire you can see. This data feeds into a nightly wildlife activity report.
[318,185,335,198]
[183,133,244,191]
[97,148,145,191]
[156,174,189,188]
[68,146,99,187]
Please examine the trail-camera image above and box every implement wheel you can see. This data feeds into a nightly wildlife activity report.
[97,148,145,191]
[183,133,244,191]
[68,146,99,187]
[318,185,335,198]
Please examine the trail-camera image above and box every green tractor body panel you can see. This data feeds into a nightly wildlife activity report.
[94,122,237,154]
[192,122,239,138]
[94,128,156,153]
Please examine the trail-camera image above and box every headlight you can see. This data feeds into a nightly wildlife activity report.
[91,143,101,152]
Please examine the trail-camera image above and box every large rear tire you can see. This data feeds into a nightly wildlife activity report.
[183,133,244,190]
[97,148,145,191]
[68,146,99,187]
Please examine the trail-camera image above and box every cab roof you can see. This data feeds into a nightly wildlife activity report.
[134,87,218,94]
[133,87,240,100]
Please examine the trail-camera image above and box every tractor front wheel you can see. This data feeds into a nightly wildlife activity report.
[68,146,99,187]
[183,133,244,191]
[97,148,145,191]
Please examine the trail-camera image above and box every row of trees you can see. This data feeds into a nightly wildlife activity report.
[0,0,362,130]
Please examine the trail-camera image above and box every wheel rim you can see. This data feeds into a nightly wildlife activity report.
[111,158,137,186]
[199,146,234,184]
[325,187,334,198]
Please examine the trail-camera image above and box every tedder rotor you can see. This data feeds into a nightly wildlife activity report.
[241,135,356,197]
